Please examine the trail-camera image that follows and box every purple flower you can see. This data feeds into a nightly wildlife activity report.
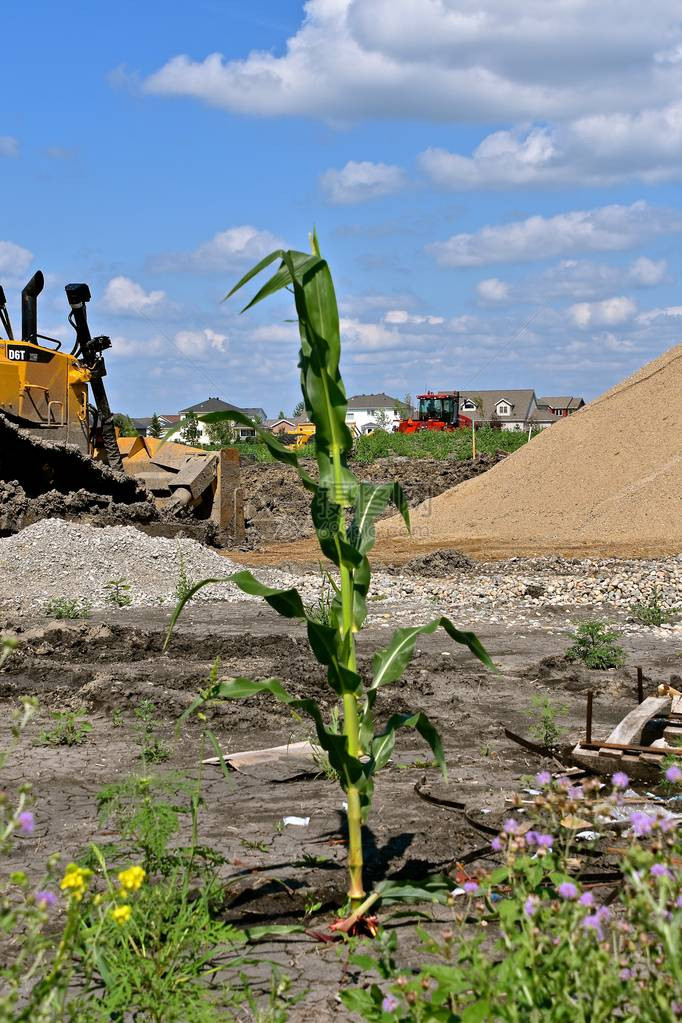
[579,892,595,907]
[463,880,479,894]
[568,786,584,800]
[537,833,554,849]
[557,882,578,900]
[524,896,537,918]
[503,818,518,834]
[382,994,399,1013]
[620,968,632,981]
[630,812,655,837]
[582,910,607,941]
[35,890,57,908]
[651,863,670,879]
[612,772,629,790]
[676,895,682,908]
[666,765,682,784]
[535,771,551,787]
[17,811,35,835]
[491,836,503,852]
[525,831,539,847]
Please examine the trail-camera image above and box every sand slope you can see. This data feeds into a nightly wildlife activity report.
[380,343,682,558]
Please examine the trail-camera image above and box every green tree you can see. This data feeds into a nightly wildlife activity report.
[113,413,137,437]
[277,409,286,419]
[292,400,305,418]
[397,393,413,418]
[148,413,162,438]
[180,411,202,447]
[205,419,234,448]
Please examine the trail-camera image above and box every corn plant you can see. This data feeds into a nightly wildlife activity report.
[166,234,493,913]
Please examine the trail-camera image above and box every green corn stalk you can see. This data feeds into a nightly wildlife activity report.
[166,233,494,911]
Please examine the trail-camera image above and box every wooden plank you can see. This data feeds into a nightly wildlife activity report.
[577,740,682,756]
[604,696,670,745]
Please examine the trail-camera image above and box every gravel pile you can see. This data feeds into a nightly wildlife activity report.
[0,519,304,613]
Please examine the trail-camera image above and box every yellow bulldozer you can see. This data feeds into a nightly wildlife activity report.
[0,272,242,540]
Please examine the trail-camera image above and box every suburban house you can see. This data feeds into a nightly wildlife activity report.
[346,392,405,433]
[457,389,583,430]
[262,418,296,435]
[537,395,585,417]
[178,397,267,443]
[131,414,181,438]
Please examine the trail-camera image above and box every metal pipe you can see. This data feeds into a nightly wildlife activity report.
[586,691,593,744]
[21,270,44,343]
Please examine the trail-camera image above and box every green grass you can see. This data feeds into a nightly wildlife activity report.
[233,427,534,464]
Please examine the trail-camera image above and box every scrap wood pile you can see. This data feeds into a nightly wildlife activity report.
[381,342,682,558]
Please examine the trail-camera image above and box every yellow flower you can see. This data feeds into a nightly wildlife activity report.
[117,865,146,892]
[59,865,91,902]
[110,904,132,926]
[93,893,103,906]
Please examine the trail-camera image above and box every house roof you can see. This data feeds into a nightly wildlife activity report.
[347,392,402,410]
[528,408,559,424]
[178,397,267,420]
[459,389,537,422]
[537,395,585,410]
[132,414,181,429]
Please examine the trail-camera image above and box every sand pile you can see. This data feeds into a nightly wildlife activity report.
[380,343,682,559]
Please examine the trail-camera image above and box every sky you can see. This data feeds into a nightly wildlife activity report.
[1,0,681,417]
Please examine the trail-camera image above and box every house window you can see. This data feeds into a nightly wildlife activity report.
[462,400,476,411]
[347,412,355,419]
[497,403,510,416]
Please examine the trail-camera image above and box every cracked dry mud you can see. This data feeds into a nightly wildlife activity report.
[3,601,681,1020]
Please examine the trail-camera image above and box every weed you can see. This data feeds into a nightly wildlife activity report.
[39,708,92,746]
[134,699,170,764]
[303,893,323,917]
[630,587,677,627]
[44,596,91,620]
[175,548,196,605]
[304,565,337,626]
[111,707,123,728]
[565,620,625,669]
[527,694,567,752]
[104,577,132,608]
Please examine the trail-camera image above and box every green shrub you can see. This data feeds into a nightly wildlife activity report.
[527,694,567,751]
[39,708,92,746]
[104,578,132,608]
[565,620,625,669]
[44,597,92,620]
[630,587,677,627]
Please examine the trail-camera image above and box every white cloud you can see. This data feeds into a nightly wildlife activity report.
[429,202,682,268]
[570,296,637,328]
[478,257,668,305]
[156,225,284,272]
[140,1,682,123]
[384,309,444,325]
[0,136,18,158]
[419,103,682,188]
[320,160,406,204]
[636,305,682,325]
[476,278,510,303]
[102,276,166,314]
[0,240,33,275]
[174,328,227,356]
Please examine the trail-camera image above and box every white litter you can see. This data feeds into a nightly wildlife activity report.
[282,816,310,827]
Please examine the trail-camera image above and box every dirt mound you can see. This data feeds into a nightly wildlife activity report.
[397,548,474,576]
[380,344,682,558]
[240,453,505,545]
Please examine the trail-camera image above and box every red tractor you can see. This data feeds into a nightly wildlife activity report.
[397,391,474,433]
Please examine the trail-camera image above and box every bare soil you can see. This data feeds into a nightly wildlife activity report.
[3,599,679,1019]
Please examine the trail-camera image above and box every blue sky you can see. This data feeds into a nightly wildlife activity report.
[1,0,681,417]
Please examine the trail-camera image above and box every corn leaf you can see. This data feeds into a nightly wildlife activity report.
[370,710,446,777]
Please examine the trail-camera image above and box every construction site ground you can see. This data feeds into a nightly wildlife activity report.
[2,590,681,1019]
